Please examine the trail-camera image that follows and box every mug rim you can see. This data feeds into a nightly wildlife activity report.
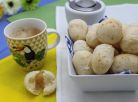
[4,18,47,40]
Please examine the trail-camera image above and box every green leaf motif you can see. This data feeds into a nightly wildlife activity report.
[13,53,28,67]
[14,57,27,67]
[35,49,45,61]
[21,0,40,10]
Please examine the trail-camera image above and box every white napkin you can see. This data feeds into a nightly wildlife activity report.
[106,4,138,24]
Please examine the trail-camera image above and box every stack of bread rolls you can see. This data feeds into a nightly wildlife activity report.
[68,18,138,75]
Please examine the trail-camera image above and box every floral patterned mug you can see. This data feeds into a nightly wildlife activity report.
[4,18,60,71]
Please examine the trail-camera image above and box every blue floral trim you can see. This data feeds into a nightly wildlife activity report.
[119,69,133,74]
[65,36,74,56]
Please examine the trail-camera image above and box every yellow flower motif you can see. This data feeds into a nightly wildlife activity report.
[0,1,4,19]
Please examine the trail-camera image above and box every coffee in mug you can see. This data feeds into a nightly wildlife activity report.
[10,27,41,38]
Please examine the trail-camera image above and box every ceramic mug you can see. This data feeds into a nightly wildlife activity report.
[65,0,106,25]
[4,18,60,71]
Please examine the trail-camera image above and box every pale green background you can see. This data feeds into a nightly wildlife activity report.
[8,0,138,28]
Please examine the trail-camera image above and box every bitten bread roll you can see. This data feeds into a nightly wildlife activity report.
[72,51,94,75]
[111,54,138,74]
[68,19,88,41]
[86,23,101,48]
[24,70,56,96]
[120,24,138,54]
[92,44,115,74]
[73,40,93,53]
[97,18,123,44]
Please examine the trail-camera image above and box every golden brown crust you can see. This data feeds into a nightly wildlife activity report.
[97,18,123,44]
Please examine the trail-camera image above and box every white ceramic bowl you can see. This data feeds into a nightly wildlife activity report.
[65,36,138,92]
[65,0,106,25]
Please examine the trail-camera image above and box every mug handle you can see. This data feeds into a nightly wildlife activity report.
[47,28,60,50]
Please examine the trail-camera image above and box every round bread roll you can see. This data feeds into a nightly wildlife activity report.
[120,24,138,54]
[114,48,120,56]
[24,71,41,95]
[97,18,123,44]
[111,54,138,74]
[73,40,93,53]
[92,44,115,74]
[86,23,101,48]
[72,51,94,75]
[122,24,128,36]
[43,71,56,96]
[68,19,88,41]
[24,70,56,96]
[113,42,122,54]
